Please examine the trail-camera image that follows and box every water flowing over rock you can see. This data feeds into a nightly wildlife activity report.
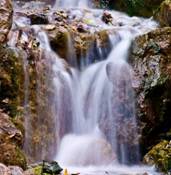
[1,0,164,174]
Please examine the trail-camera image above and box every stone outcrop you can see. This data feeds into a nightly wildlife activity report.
[0,45,25,117]
[130,27,171,170]
[0,0,13,43]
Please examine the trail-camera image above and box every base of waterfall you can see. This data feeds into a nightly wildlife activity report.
[56,134,159,175]
[56,133,116,166]
[60,165,159,175]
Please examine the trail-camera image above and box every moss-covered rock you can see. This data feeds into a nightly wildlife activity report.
[0,45,25,117]
[155,0,171,26]
[129,27,171,157]
[144,140,171,172]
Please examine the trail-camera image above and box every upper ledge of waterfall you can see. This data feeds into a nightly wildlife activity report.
[9,1,158,65]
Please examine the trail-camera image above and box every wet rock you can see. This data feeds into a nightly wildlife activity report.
[155,0,171,26]
[28,14,48,25]
[129,27,171,158]
[144,140,171,172]
[102,11,113,24]
[0,0,13,43]
[77,23,87,33]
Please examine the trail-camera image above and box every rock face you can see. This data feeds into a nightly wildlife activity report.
[156,0,171,26]
[0,45,24,118]
[0,111,26,169]
[0,0,13,43]
[130,27,171,169]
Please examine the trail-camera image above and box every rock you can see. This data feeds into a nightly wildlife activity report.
[0,0,13,43]
[42,161,63,174]
[0,163,11,175]
[9,166,24,175]
[0,45,25,117]
[0,111,27,170]
[0,110,23,146]
[101,11,113,24]
[155,0,171,26]
[28,13,48,25]
[144,140,171,172]
[0,164,24,175]
[0,143,27,170]
[129,27,171,156]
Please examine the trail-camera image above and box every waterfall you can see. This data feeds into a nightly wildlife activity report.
[11,1,160,173]
[55,30,140,166]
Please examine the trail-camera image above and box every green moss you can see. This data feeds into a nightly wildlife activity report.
[110,0,164,17]
[33,165,49,175]
[0,45,24,118]
[144,140,171,172]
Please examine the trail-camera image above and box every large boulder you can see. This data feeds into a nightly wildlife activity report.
[0,0,13,43]
[129,27,171,157]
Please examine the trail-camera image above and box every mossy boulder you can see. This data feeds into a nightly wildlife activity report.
[155,0,171,26]
[144,140,171,172]
[0,0,13,43]
[129,27,171,156]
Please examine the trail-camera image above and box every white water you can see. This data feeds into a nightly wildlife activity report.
[54,0,90,8]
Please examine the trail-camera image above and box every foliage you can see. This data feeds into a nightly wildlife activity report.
[122,0,145,16]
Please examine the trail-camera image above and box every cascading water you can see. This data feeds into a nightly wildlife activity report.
[54,0,90,8]
[56,30,139,166]
[11,0,160,174]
